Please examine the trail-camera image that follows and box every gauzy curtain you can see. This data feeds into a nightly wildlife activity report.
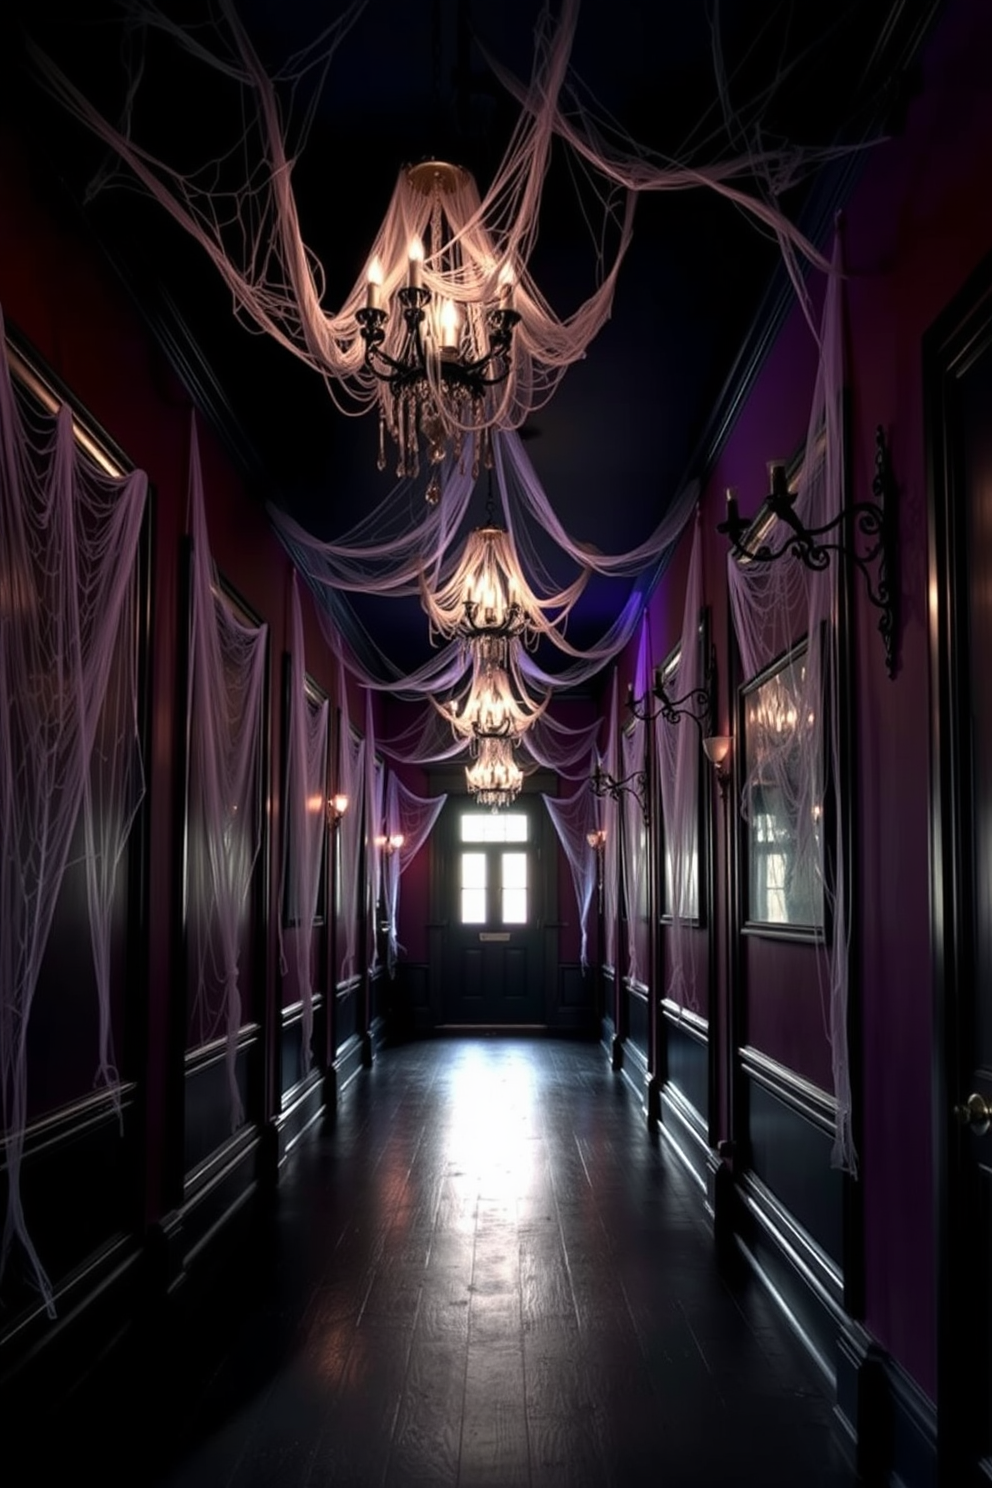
[0,309,147,1312]
[381,772,447,976]
[621,621,652,988]
[185,418,268,1129]
[727,230,854,1174]
[655,512,704,1010]
[278,572,328,1076]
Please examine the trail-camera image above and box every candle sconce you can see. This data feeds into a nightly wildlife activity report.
[701,735,733,801]
[587,827,607,913]
[717,425,899,678]
[591,761,649,827]
[626,646,716,737]
[327,793,349,829]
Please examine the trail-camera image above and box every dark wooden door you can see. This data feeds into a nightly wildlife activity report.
[440,795,548,1026]
[928,258,992,1487]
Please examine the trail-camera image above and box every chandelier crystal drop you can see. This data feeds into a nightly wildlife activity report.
[355,162,520,505]
[465,736,524,810]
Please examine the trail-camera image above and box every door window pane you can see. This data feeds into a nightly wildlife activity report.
[461,812,528,843]
[461,852,487,924]
[502,852,527,923]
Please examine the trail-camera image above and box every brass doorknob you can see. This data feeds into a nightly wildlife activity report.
[954,1092,992,1135]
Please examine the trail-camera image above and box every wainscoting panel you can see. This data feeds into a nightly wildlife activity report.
[740,1047,842,1268]
[183,1026,259,1178]
[0,1083,142,1377]
[554,962,596,1033]
[624,981,650,1064]
[662,1002,709,1119]
[279,995,323,1099]
[334,980,359,1055]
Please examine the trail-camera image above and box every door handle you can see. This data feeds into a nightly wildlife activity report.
[954,1092,992,1135]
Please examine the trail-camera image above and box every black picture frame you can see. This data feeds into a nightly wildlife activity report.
[738,636,826,939]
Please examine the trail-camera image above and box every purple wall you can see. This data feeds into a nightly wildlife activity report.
[638,0,992,1401]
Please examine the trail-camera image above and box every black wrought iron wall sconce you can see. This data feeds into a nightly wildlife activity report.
[626,647,716,737]
[717,426,899,678]
[591,761,649,827]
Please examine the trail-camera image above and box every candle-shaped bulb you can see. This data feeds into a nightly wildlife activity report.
[439,297,460,350]
[498,264,516,308]
[366,256,383,309]
[408,236,424,289]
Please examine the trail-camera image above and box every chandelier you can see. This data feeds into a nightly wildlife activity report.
[420,501,587,663]
[356,162,520,505]
[442,657,548,744]
[465,736,524,810]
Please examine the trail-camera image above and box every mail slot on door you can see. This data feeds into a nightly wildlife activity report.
[479,932,511,942]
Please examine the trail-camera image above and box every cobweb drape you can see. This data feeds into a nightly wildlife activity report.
[27,0,857,440]
[655,512,704,1011]
[542,772,599,969]
[621,621,652,988]
[727,229,854,1174]
[364,691,384,974]
[278,572,328,1077]
[382,773,448,977]
[0,308,147,1311]
[335,668,365,985]
[600,670,620,973]
[185,417,267,1128]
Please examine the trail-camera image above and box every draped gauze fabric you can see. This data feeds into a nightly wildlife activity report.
[364,691,385,974]
[382,774,448,977]
[0,308,147,1311]
[727,229,854,1175]
[335,667,365,986]
[28,0,855,440]
[272,433,697,701]
[543,774,599,970]
[186,419,267,1129]
[655,513,705,1010]
[621,621,652,988]
[278,573,328,1076]
[600,671,621,973]
[522,712,602,782]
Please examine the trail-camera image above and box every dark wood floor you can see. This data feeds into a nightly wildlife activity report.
[18,1039,859,1487]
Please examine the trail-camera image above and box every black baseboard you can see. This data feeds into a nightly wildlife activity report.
[657,1081,710,1194]
[272,1067,325,1166]
[0,1233,144,1409]
[835,1319,937,1488]
[331,1032,365,1099]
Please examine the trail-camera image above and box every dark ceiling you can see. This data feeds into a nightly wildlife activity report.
[1,0,935,687]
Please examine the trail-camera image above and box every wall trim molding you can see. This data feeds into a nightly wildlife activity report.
[185,1021,261,1076]
[660,999,709,1041]
[739,1044,837,1136]
[0,1081,138,1161]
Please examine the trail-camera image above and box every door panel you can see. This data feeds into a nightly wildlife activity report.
[440,796,547,1026]
[928,263,992,1486]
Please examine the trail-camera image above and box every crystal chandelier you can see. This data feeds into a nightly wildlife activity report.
[465,736,524,810]
[356,162,520,505]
